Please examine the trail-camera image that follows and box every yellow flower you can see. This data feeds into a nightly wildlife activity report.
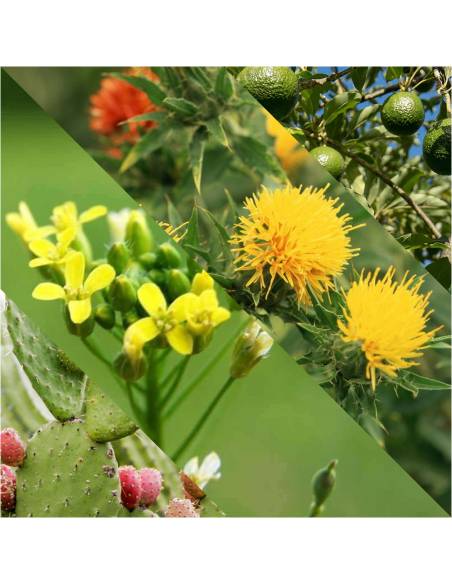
[230,184,361,304]
[32,252,115,323]
[28,228,76,268]
[179,289,230,336]
[191,270,214,295]
[158,221,188,243]
[6,201,54,242]
[265,112,308,173]
[51,202,107,233]
[123,283,194,357]
[338,267,440,390]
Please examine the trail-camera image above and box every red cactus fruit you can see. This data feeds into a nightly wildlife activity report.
[165,497,199,518]
[0,428,26,467]
[1,464,16,512]
[139,468,163,507]
[118,465,142,510]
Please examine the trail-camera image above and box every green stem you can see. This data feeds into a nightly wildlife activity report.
[144,350,163,446]
[172,377,235,463]
[81,337,111,368]
[162,327,241,420]
[158,356,190,409]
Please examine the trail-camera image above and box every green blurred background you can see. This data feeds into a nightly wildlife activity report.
[1,70,449,516]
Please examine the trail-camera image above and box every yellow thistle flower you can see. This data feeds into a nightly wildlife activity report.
[338,267,440,390]
[265,112,308,173]
[6,201,54,242]
[124,283,194,357]
[51,202,107,233]
[32,252,115,323]
[28,227,76,268]
[158,221,188,243]
[230,184,361,304]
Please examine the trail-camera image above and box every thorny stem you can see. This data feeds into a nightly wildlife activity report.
[172,377,235,463]
[324,137,442,239]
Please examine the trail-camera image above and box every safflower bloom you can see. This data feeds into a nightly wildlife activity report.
[89,68,159,145]
[123,283,194,357]
[32,252,115,323]
[338,267,440,390]
[230,184,361,304]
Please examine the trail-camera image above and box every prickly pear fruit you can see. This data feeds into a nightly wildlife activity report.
[165,497,199,518]
[139,468,162,506]
[0,428,26,467]
[1,464,16,512]
[119,465,142,510]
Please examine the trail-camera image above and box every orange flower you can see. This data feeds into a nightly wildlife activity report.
[89,68,159,146]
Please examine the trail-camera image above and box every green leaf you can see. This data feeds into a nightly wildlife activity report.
[183,206,200,248]
[349,104,379,131]
[215,67,234,100]
[163,97,199,118]
[186,67,213,90]
[118,111,166,125]
[189,126,207,193]
[205,117,229,148]
[399,371,451,391]
[385,67,403,81]
[108,72,166,105]
[426,257,451,290]
[120,125,167,172]
[233,135,284,178]
[351,67,369,92]
[324,91,361,124]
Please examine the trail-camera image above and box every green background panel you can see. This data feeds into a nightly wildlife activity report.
[1,71,447,516]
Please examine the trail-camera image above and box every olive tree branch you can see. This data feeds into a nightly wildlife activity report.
[361,81,400,102]
[325,137,442,239]
[298,67,354,90]
[433,67,451,114]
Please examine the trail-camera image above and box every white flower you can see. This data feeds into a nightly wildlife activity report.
[183,452,221,489]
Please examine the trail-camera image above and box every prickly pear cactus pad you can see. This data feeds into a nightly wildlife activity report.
[15,421,122,517]
[85,382,137,443]
[5,299,86,421]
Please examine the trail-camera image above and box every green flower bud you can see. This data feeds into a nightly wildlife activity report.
[230,319,274,379]
[109,275,137,312]
[114,351,146,381]
[156,242,182,268]
[107,242,130,273]
[312,460,337,508]
[125,210,154,257]
[167,269,191,301]
[138,251,158,269]
[64,306,95,338]
[193,330,213,354]
[122,308,140,329]
[149,268,167,288]
[94,303,116,329]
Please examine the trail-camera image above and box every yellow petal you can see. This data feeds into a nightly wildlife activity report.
[57,227,76,248]
[191,270,214,295]
[166,325,193,355]
[25,226,57,241]
[124,317,159,351]
[32,283,65,300]
[65,252,85,290]
[80,205,107,223]
[199,289,219,311]
[29,238,56,259]
[84,264,115,295]
[169,293,198,322]
[5,212,25,236]
[29,257,52,268]
[138,283,167,315]
[212,307,231,326]
[18,202,36,226]
[68,299,92,324]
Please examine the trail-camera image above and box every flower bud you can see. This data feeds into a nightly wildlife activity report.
[149,268,167,288]
[64,306,95,338]
[312,460,337,507]
[107,242,130,273]
[114,351,146,381]
[125,210,154,257]
[122,308,140,329]
[167,269,191,301]
[192,330,213,354]
[94,303,116,329]
[109,275,137,312]
[156,242,182,268]
[230,319,273,379]
[138,251,158,269]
